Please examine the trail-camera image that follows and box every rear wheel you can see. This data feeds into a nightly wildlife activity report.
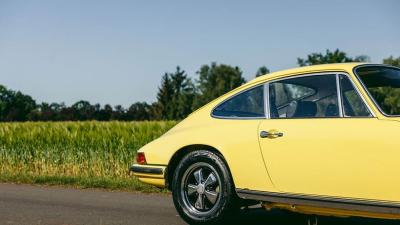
[172,150,237,225]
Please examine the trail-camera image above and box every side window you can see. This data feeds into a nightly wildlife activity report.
[212,85,264,118]
[269,74,339,118]
[339,75,372,117]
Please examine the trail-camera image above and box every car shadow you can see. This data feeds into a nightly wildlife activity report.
[220,207,399,225]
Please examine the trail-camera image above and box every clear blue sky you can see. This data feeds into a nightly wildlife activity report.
[0,0,399,106]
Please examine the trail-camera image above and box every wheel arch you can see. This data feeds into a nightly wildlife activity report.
[165,144,235,191]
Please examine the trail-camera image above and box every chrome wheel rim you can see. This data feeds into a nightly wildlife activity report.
[181,162,222,215]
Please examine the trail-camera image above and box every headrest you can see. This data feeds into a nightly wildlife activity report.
[293,101,317,118]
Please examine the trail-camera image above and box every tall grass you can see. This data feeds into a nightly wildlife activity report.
[0,121,177,191]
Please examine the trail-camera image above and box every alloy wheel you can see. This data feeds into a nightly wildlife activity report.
[181,162,222,214]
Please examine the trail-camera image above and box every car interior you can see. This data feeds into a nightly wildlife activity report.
[269,74,340,119]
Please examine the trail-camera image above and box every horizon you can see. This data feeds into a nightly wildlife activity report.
[0,0,399,107]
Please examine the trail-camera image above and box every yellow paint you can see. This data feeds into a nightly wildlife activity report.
[138,177,165,187]
[258,118,400,201]
[132,63,400,219]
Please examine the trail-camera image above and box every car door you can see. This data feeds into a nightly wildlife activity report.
[258,73,400,202]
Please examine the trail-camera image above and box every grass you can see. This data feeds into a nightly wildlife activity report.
[0,173,165,192]
[0,121,177,192]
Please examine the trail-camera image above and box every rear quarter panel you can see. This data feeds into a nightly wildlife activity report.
[141,105,276,192]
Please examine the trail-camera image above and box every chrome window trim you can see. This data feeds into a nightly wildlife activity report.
[264,83,271,119]
[265,72,375,119]
[336,74,344,117]
[337,72,375,118]
[353,64,400,117]
[211,84,266,120]
[210,70,377,120]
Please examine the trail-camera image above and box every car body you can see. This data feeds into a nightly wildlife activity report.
[130,63,400,224]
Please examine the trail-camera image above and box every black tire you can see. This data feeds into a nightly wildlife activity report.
[171,150,238,225]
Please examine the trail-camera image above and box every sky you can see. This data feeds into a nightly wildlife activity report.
[0,0,399,107]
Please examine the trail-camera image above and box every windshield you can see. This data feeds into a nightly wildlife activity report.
[355,66,400,116]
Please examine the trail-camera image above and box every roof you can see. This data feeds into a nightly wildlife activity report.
[247,62,367,86]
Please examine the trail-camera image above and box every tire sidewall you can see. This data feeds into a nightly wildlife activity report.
[172,150,235,225]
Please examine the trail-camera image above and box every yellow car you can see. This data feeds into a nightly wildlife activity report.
[130,63,400,224]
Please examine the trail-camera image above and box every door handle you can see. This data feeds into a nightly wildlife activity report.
[260,130,284,138]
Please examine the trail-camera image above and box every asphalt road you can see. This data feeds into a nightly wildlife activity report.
[0,183,399,225]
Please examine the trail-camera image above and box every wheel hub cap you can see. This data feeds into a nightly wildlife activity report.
[196,184,205,194]
[181,164,221,213]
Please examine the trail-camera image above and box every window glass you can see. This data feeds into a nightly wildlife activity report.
[212,85,264,118]
[339,75,371,117]
[272,83,315,107]
[355,66,400,116]
[269,74,339,118]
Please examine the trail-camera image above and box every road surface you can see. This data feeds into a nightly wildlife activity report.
[0,183,398,225]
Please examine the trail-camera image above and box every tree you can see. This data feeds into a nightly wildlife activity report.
[153,71,174,120]
[383,56,400,67]
[112,105,126,120]
[255,66,270,77]
[0,85,36,121]
[95,104,113,121]
[194,62,245,108]
[126,102,151,121]
[30,102,59,121]
[71,100,96,120]
[297,49,369,66]
[170,67,195,119]
[154,67,195,120]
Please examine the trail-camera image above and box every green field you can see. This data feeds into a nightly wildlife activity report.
[0,121,177,192]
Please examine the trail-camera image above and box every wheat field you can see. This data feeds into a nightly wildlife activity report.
[0,121,177,191]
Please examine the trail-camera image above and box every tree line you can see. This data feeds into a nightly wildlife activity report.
[1,49,399,122]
